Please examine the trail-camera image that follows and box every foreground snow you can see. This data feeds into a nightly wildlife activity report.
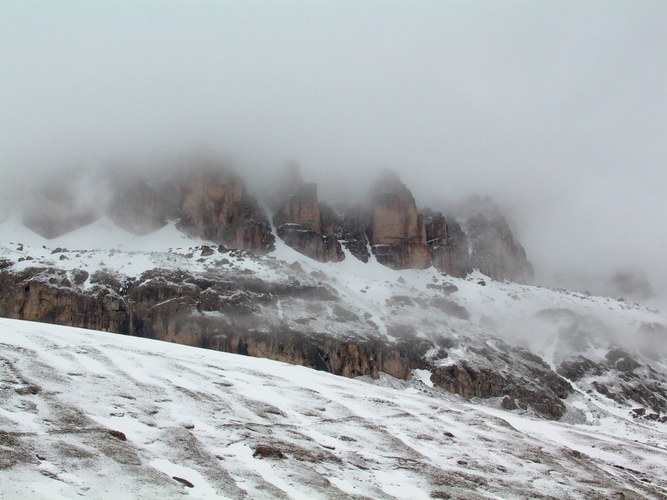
[1,318,665,499]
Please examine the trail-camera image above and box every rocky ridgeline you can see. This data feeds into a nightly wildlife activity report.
[20,161,532,283]
[5,160,667,424]
[0,259,574,419]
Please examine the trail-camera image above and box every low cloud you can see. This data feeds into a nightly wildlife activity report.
[2,2,666,304]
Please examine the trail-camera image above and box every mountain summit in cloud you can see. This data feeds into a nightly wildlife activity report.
[1,156,665,424]
[12,159,534,283]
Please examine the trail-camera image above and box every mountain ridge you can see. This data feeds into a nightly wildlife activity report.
[1,211,665,423]
[13,160,532,283]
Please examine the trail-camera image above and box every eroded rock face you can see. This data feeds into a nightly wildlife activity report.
[430,344,572,419]
[274,182,322,233]
[557,348,667,414]
[424,209,473,278]
[272,169,344,262]
[457,196,533,283]
[318,203,370,263]
[16,158,536,281]
[369,172,431,269]
[177,166,274,253]
[0,262,573,420]
[0,268,131,334]
[0,265,418,380]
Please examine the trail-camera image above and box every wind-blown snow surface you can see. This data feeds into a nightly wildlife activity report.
[1,318,666,499]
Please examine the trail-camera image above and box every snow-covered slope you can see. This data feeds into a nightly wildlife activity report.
[1,318,666,499]
[2,215,667,421]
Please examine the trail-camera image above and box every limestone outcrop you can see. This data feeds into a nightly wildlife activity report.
[272,167,344,262]
[16,158,534,282]
[457,196,533,283]
[368,172,431,269]
[177,166,275,253]
[324,205,371,263]
[424,209,473,278]
[431,346,572,419]
[0,261,572,418]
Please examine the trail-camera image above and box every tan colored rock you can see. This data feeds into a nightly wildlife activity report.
[274,182,322,233]
[369,172,430,269]
[272,168,344,262]
[177,166,274,252]
[457,196,533,283]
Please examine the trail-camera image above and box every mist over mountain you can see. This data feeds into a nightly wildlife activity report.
[2,4,667,497]
[3,2,666,305]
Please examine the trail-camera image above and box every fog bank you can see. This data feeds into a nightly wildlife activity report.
[2,2,666,301]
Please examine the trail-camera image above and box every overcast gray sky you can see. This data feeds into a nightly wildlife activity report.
[2,1,666,298]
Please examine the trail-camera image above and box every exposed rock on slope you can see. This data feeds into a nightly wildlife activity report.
[424,209,473,278]
[324,205,371,263]
[432,344,571,418]
[457,195,533,283]
[0,267,131,334]
[369,172,431,269]
[177,166,275,253]
[0,250,576,419]
[272,166,344,262]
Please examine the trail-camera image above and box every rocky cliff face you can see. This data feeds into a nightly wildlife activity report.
[16,158,535,283]
[177,166,275,253]
[272,168,344,263]
[108,178,166,235]
[0,253,577,419]
[322,205,371,263]
[274,182,322,233]
[457,196,533,283]
[369,172,431,269]
[424,209,473,278]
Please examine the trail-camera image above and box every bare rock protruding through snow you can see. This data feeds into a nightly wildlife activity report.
[14,157,533,282]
